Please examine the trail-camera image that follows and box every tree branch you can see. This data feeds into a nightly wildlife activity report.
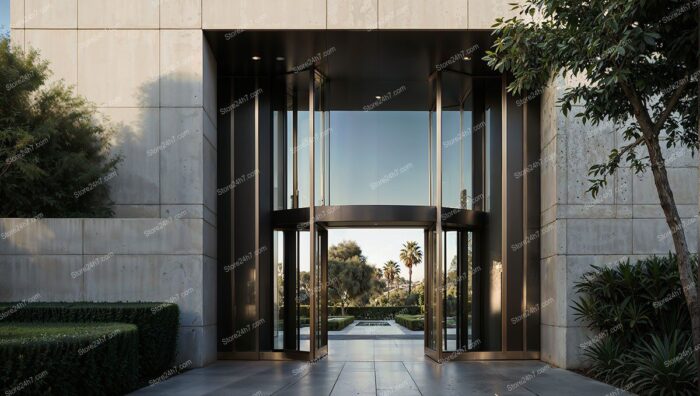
[618,136,645,157]
[654,73,690,133]
[619,80,657,137]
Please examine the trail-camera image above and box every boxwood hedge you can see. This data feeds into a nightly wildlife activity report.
[299,306,422,319]
[395,314,424,331]
[327,316,355,331]
[0,302,178,380]
[0,323,139,395]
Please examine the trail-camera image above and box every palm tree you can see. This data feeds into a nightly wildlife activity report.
[399,241,423,294]
[382,260,400,289]
[373,267,383,281]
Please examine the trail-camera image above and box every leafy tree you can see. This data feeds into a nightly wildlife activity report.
[327,240,382,315]
[484,0,699,382]
[0,37,120,217]
[383,260,401,289]
[329,240,366,263]
[399,241,423,294]
[373,267,384,281]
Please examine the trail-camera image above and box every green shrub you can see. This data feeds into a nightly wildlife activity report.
[572,254,697,395]
[0,37,121,217]
[327,316,354,331]
[0,302,178,380]
[0,323,139,395]
[395,314,424,331]
[299,306,422,319]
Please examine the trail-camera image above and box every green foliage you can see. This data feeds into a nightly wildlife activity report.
[484,0,698,197]
[327,316,355,331]
[627,331,697,395]
[326,240,386,311]
[572,254,697,394]
[328,260,379,310]
[329,240,367,263]
[382,260,401,288]
[399,241,423,293]
[299,305,422,320]
[0,302,179,380]
[395,314,424,331]
[0,37,120,217]
[372,288,408,306]
[0,322,139,395]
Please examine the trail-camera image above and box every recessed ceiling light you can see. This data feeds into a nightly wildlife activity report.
[251,56,261,61]
[463,56,471,61]
[275,56,285,61]
[375,95,381,99]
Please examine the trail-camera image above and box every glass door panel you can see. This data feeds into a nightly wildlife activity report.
[314,72,330,206]
[273,231,285,350]
[442,71,474,210]
[424,226,441,360]
[441,230,477,353]
[311,225,328,359]
[444,231,458,352]
[272,229,312,357]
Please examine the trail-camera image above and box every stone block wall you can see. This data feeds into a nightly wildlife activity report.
[6,0,218,368]
[539,80,698,368]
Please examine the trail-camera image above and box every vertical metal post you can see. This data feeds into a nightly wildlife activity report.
[254,79,261,358]
[292,90,298,208]
[319,74,325,206]
[435,71,443,360]
[500,75,507,353]
[308,68,317,360]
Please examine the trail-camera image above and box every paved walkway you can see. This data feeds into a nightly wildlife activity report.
[130,340,629,396]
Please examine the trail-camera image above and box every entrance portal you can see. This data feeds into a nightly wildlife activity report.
[213,30,541,362]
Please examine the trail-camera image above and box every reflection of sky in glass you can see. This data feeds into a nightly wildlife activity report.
[328,111,429,206]
[442,110,473,208]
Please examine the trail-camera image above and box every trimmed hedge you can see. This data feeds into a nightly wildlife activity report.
[327,316,355,331]
[395,314,424,331]
[299,306,422,319]
[0,323,139,395]
[0,302,178,380]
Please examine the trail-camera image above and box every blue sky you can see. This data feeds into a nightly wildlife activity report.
[0,0,9,36]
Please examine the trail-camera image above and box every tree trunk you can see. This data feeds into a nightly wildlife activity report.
[697,5,700,392]
[408,267,413,294]
[696,7,700,392]
[621,80,700,388]
[645,135,700,388]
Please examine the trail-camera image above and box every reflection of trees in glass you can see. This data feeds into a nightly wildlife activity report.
[445,255,458,328]
[277,262,284,301]
[466,235,473,325]
[299,271,310,305]
[399,241,423,294]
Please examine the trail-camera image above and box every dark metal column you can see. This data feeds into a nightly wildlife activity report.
[524,97,541,351]
[217,77,234,354]
[503,76,525,352]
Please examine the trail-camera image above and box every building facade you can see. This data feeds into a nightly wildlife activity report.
[2,0,697,369]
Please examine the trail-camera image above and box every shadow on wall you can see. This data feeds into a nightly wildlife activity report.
[0,69,217,365]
